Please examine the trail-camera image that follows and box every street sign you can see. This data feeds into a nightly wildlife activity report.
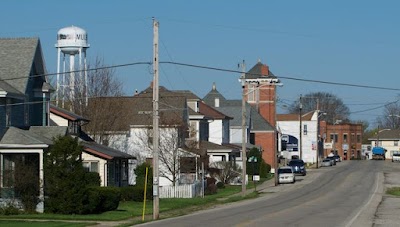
[324,143,333,149]
[253,175,260,181]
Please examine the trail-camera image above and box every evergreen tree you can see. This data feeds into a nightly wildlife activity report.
[44,135,88,214]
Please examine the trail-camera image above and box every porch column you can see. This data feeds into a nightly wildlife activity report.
[37,151,44,213]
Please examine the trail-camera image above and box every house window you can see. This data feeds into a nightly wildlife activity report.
[247,84,258,102]
[147,129,153,146]
[83,161,99,173]
[330,133,338,143]
[5,101,11,127]
[303,124,307,135]
[394,141,399,147]
[357,134,361,143]
[250,133,255,144]
[343,134,348,143]
[68,121,79,135]
[2,155,15,188]
[351,133,355,142]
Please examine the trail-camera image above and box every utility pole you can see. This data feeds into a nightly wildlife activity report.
[152,17,160,220]
[274,83,279,186]
[299,95,303,160]
[316,99,320,169]
[240,60,247,196]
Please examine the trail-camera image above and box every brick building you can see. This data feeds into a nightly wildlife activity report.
[319,121,363,160]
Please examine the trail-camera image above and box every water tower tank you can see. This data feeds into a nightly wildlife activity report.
[56,26,89,54]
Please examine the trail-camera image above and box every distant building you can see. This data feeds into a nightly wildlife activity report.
[320,121,363,160]
[368,129,400,160]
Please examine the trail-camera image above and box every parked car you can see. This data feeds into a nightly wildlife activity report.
[278,166,295,184]
[326,156,337,165]
[392,151,400,162]
[288,159,307,176]
[321,158,333,167]
[333,155,341,162]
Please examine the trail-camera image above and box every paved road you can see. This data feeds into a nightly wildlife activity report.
[353,160,400,227]
[136,161,385,227]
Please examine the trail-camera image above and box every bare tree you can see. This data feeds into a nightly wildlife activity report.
[209,161,241,184]
[286,92,350,123]
[376,101,400,129]
[57,56,130,149]
[132,126,186,186]
[53,55,124,116]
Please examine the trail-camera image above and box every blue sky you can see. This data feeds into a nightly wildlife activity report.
[2,1,400,126]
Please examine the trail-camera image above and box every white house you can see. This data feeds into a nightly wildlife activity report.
[277,110,322,164]
[368,129,400,160]
[50,105,135,187]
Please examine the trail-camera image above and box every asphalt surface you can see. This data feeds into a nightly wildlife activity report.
[32,161,400,227]
[133,160,400,227]
[255,160,400,227]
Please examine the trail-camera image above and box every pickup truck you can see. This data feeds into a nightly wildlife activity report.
[392,151,400,162]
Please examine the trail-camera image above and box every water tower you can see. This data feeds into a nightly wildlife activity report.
[55,25,90,109]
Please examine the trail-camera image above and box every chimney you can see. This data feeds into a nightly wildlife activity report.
[260,63,269,76]
[150,80,154,88]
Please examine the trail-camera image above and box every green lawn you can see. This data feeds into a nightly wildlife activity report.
[386,187,400,196]
[0,220,94,227]
[0,177,271,225]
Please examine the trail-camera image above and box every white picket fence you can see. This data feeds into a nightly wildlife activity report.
[159,182,203,198]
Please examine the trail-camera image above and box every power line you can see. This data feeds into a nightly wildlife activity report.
[159,61,400,91]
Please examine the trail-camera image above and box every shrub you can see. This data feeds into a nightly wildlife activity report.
[135,162,153,188]
[216,181,225,189]
[0,205,20,215]
[14,157,39,213]
[85,172,101,186]
[259,162,271,178]
[97,187,120,212]
[120,185,153,202]
[206,177,217,186]
[205,183,217,195]
[85,187,121,214]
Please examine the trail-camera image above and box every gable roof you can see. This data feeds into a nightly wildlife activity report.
[245,61,278,80]
[82,141,135,160]
[199,140,235,151]
[277,111,315,121]
[198,101,232,120]
[368,129,400,140]
[0,126,67,146]
[0,125,135,160]
[50,104,89,122]
[212,104,274,132]
[203,83,228,107]
[0,38,46,95]
[87,94,188,131]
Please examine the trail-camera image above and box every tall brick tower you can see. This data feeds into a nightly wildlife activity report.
[244,60,279,126]
[243,60,281,168]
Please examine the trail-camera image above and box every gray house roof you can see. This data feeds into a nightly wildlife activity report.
[216,105,274,132]
[50,104,89,122]
[29,126,68,143]
[0,127,60,145]
[245,62,278,80]
[368,129,400,140]
[82,141,135,160]
[203,83,228,107]
[203,83,274,132]
[0,38,46,95]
